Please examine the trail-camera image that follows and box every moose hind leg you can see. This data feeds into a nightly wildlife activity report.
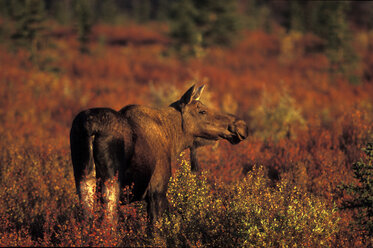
[101,178,120,223]
[78,173,96,220]
[93,134,123,224]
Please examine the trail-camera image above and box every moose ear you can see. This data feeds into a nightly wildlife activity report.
[179,85,196,106]
[193,84,205,101]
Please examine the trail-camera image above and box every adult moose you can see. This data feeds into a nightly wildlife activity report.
[70,85,248,224]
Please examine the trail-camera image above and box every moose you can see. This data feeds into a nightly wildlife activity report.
[70,85,248,224]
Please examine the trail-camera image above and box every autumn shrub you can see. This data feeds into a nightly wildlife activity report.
[278,30,304,64]
[336,109,373,170]
[159,159,339,247]
[148,82,215,109]
[0,142,76,243]
[249,87,305,142]
[0,20,372,247]
[340,143,373,246]
[287,1,361,84]
[148,82,182,108]
[50,187,150,247]
[0,143,151,247]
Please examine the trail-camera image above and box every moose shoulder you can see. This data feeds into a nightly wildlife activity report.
[70,85,248,223]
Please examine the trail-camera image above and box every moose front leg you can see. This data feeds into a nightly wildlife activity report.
[190,146,200,172]
[146,190,168,225]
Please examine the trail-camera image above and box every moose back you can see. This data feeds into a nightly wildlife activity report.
[70,85,248,223]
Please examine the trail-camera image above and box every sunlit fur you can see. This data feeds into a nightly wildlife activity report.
[70,85,248,224]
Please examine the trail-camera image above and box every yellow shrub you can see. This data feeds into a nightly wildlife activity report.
[160,160,339,247]
[249,87,306,141]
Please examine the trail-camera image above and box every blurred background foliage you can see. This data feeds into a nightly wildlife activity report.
[0,0,373,247]
[0,0,371,80]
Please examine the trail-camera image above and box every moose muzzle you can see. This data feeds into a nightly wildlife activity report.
[227,119,249,144]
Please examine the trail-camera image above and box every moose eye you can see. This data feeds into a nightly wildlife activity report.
[199,110,207,115]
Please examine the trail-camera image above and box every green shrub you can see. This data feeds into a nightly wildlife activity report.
[289,1,361,84]
[159,159,339,247]
[170,0,241,57]
[244,0,272,32]
[249,88,305,142]
[74,0,94,54]
[148,83,182,108]
[340,143,373,245]
[9,0,46,61]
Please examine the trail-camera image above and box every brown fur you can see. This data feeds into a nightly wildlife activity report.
[70,85,248,224]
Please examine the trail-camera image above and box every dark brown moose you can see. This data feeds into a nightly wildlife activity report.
[70,85,248,224]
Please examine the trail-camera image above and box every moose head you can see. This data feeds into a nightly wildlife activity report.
[171,85,248,145]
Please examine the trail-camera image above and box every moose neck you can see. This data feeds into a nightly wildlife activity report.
[164,106,194,157]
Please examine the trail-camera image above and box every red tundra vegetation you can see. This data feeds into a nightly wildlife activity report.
[0,21,372,246]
